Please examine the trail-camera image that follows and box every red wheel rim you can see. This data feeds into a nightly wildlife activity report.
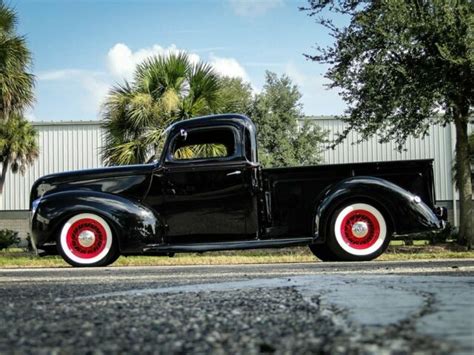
[340,209,381,250]
[66,218,107,259]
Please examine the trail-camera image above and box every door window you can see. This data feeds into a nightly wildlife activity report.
[167,126,238,162]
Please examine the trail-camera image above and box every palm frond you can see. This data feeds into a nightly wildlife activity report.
[173,146,194,159]
[0,4,34,121]
[0,113,39,174]
[101,52,222,165]
[174,144,227,160]
[186,62,221,115]
[159,88,180,113]
[102,139,149,166]
[0,2,16,34]
[135,53,189,99]
[127,92,156,129]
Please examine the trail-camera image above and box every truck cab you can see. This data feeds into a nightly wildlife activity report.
[146,114,261,244]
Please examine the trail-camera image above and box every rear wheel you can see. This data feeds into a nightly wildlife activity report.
[308,244,338,261]
[326,202,391,261]
[57,213,119,267]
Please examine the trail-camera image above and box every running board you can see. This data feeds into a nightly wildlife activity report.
[143,237,314,253]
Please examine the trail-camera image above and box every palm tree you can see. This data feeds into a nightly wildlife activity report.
[0,2,35,122]
[0,114,39,193]
[102,53,221,165]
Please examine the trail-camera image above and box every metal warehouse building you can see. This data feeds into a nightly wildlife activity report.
[0,117,472,240]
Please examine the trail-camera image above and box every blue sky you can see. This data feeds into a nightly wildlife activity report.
[14,0,346,121]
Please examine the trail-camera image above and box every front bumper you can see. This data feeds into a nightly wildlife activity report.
[29,211,38,255]
[434,206,448,222]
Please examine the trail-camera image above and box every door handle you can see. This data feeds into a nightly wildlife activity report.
[226,170,242,176]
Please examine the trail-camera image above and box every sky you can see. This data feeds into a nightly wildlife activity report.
[13,0,347,121]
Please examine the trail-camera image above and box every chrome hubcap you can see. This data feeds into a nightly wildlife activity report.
[77,230,96,247]
[351,221,369,238]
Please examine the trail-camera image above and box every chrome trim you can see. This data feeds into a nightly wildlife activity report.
[435,206,448,221]
[226,170,242,176]
[78,230,96,247]
[31,198,41,220]
[29,198,42,255]
[352,221,369,238]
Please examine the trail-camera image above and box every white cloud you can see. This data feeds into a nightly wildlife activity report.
[81,76,110,108]
[285,62,346,115]
[107,42,250,82]
[36,43,252,120]
[229,0,283,17]
[107,43,201,80]
[37,69,110,110]
[106,43,134,79]
[209,54,249,80]
[285,63,308,86]
[37,69,101,81]
[244,61,284,67]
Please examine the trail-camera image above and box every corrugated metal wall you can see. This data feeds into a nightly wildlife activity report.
[314,118,456,202]
[1,118,470,210]
[1,121,104,210]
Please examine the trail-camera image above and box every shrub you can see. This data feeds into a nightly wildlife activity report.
[0,229,20,250]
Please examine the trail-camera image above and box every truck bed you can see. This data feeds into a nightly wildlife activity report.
[261,159,436,237]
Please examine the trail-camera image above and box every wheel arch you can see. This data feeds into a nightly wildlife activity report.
[51,207,121,249]
[32,190,164,254]
[313,176,440,242]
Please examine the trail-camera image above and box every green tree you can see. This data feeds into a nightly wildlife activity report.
[251,71,326,167]
[0,2,37,195]
[0,114,39,193]
[302,0,473,248]
[0,1,34,123]
[216,77,253,115]
[102,53,221,165]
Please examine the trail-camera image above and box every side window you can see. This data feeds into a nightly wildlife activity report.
[169,127,237,161]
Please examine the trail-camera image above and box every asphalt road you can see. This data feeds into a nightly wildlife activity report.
[0,259,473,354]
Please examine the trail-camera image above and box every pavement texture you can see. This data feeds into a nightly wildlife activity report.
[0,259,473,354]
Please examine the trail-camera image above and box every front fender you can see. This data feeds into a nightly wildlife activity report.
[314,177,442,240]
[31,190,163,253]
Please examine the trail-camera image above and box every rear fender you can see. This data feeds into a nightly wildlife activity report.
[313,177,442,241]
[31,190,163,253]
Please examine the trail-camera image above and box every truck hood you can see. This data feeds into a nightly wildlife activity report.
[30,164,155,206]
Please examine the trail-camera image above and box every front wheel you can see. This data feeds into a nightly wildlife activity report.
[57,213,119,267]
[326,202,392,261]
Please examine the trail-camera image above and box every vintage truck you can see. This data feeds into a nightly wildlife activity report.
[30,114,446,266]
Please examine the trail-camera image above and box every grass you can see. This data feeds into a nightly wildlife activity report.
[0,242,473,268]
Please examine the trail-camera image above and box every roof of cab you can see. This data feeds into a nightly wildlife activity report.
[168,114,255,131]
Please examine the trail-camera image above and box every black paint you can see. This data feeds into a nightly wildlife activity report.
[30,114,443,256]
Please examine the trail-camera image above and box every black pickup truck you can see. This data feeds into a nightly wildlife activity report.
[30,114,446,266]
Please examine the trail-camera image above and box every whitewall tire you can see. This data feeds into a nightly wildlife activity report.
[327,202,391,261]
[58,213,118,267]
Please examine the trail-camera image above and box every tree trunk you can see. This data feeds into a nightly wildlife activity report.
[0,161,9,194]
[454,115,473,250]
[1,109,10,123]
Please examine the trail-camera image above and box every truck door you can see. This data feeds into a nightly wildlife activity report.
[161,125,252,244]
